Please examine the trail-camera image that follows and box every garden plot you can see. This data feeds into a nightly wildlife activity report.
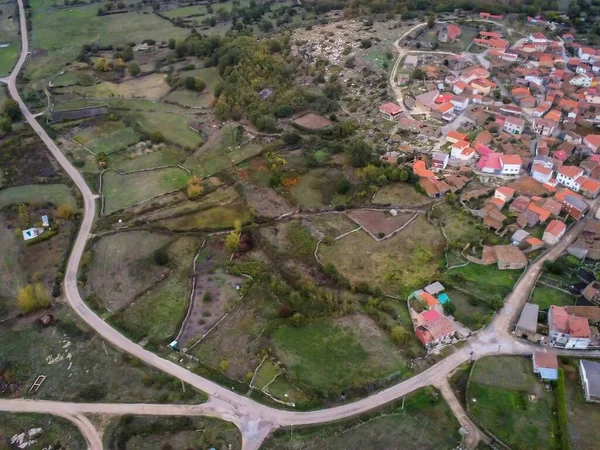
[468,356,557,450]
[0,184,77,209]
[240,182,294,219]
[101,167,189,215]
[289,168,346,209]
[177,269,246,348]
[292,113,334,130]
[154,202,252,231]
[373,182,431,207]
[64,73,171,101]
[305,213,357,239]
[85,231,173,311]
[272,315,408,398]
[346,209,418,240]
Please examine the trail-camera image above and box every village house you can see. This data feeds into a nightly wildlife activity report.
[494,245,528,270]
[532,352,559,381]
[446,130,468,144]
[431,152,449,172]
[413,310,457,349]
[495,186,515,203]
[557,166,585,190]
[532,118,556,136]
[584,134,600,152]
[580,360,600,403]
[543,219,567,245]
[415,90,440,113]
[548,305,591,349]
[503,116,525,135]
[379,102,403,120]
[580,178,600,198]
[531,162,553,184]
[515,303,540,341]
[500,154,522,175]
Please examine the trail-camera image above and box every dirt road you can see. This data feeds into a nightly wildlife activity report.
[3,2,600,449]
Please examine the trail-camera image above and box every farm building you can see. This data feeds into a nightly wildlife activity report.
[580,359,600,403]
[532,352,558,381]
[515,303,539,340]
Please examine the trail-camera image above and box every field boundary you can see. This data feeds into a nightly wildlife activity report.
[98,165,190,216]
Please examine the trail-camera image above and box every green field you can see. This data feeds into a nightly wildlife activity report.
[105,415,241,450]
[290,168,347,208]
[111,146,187,171]
[468,356,557,450]
[27,0,189,85]
[445,263,521,304]
[562,358,600,450]
[262,387,460,450]
[445,289,493,330]
[0,1,20,77]
[155,203,252,231]
[101,168,188,214]
[124,110,203,148]
[530,285,575,309]
[52,98,107,111]
[273,316,407,397]
[0,413,86,450]
[0,41,19,77]
[0,184,77,209]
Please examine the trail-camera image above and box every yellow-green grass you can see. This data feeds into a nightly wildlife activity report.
[0,184,77,209]
[164,89,213,108]
[0,219,25,305]
[111,147,186,171]
[272,315,408,397]
[445,263,522,304]
[101,168,188,214]
[252,359,281,389]
[184,142,263,177]
[59,73,171,101]
[266,375,310,404]
[319,215,445,294]
[27,0,189,86]
[289,168,347,208]
[52,98,107,111]
[0,1,19,77]
[155,203,252,231]
[468,356,557,450]
[125,110,203,148]
[162,4,209,18]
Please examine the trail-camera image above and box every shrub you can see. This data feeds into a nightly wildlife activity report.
[77,383,107,401]
[153,248,169,266]
[202,291,213,302]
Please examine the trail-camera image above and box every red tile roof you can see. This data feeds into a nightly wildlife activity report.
[558,165,583,178]
[496,186,516,198]
[501,154,522,165]
[380,102,403,115]
[545,219,566,237]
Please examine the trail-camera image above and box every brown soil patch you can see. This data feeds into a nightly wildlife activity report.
[293,113,334,130]
[347,209,416,238]
[241,183,293,218]
[506,176,547,196]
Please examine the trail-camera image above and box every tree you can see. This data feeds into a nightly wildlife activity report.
[0,116,12,133]
[345,138,373,167]
[168,38,176,49]
[391,326,410,345]
[93,58,109,72]
[186,175,204,199]
[153,248,169,266]
[427,12,436,28]
[2,99,21,120]
[442,301,456,316]
[411,68,425,80]
[225,220,242,253]
[360,39,372,49]
[55,203,75,220]
[128,62,140,76]
[17,283,51,313]
[184,76,197,90]
[344,56,356,68]
[150,131,164,144]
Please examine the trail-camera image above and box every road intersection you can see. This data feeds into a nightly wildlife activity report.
[2,2,600,449]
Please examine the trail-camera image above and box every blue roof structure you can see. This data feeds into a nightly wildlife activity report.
[438,293,450,304]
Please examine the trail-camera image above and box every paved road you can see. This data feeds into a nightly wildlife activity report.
[3,2,600,449]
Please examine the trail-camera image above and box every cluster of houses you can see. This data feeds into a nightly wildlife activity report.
[408,282,462,350]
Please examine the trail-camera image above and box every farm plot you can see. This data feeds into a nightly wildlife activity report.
[114,236,202,343]
[562,358,600,450]
[0,184,76,209]
[191,282,279,381]
[0,413,86,450]
[0,218,26,318]
[26,1,189,86]
[305,212,357,239]
[373,182,431,207]
[85,231,173,311]
[177,269,246,348]
[261,387,460,450]
[444,263,521,305]
[101,167,189,214]
[292,113,334,131]
[0,307,206,404]
[64,73,171,101]
[154,202,252,231]
[346,209,417,239]
[241,182,293,219]
[273,315,408,398]
[289,168,347,209]
[468,356,557,450]
[125,109,203,149]
[104,415,241,450]
[110,146,187,172]
[530,284,575,309]
[0,1,19,77]
[319,215,445,294]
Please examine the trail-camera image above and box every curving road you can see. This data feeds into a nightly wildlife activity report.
[3,2,600,449]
